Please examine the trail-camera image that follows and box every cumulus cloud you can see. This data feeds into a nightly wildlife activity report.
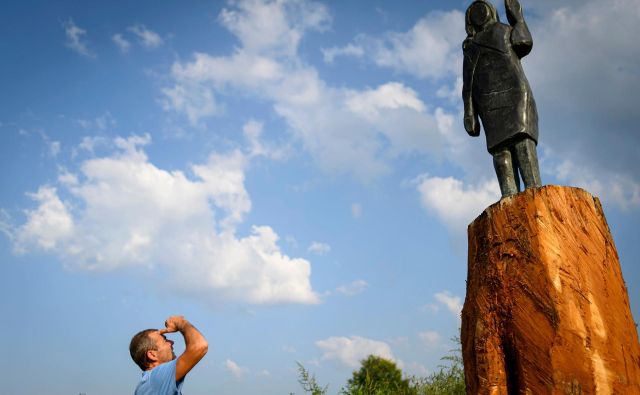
[550,157,640,210]
[48,141,61,158]
[218,0,331,57]
[224,359,247,379]
[523,0,640,209]
[76,112,116,132]
[127,24,164,48]
[315,336,395,368]
[112,33,131,53]
[332,10,465,80]
[335,280,368,296]
[345,83,425,120]
[243,120,288,160]
[11,135,319,305]
[63,19,95,58]
[307,241,330,255]
[351,203,362,218]
[418,331,441,348]
[416,175,499,230]
[161,0,455,181]
[434,291,463,318]
[321,43,364,63]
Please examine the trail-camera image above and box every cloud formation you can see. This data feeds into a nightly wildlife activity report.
[63,19,95,58]
[127,24,164,49]
[161,0,455,181]
[416,175,499,231]
[418,331,441,348]
[325,10,465,80]
[335,280,368,296]
[224,359,247,379]
[112,33,131,53]
[315,336,395,368]
[307,241,330,255]
[12,135,318,305]
[525,0,640,209]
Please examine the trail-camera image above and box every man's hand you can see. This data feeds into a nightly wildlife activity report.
[465,113,480,137]
[160,315,208,382]
[505,0,524,26]
[159,316,189,335]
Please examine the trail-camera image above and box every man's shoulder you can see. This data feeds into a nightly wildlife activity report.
[134,360,182,395]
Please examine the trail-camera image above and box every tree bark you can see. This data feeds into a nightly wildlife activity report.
[462,185,640,394]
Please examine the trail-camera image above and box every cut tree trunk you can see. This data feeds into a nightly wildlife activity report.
[461,185,640,394]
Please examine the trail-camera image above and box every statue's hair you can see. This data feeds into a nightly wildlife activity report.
[465,0,499,37]
[129,329,157,371]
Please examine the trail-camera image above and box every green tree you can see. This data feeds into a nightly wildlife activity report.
[293,336,466,395]
[413,338,465,395]
[295,362,328,395]
[342,355,417,395]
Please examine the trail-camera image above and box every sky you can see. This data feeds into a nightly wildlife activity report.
[0,0,639,394]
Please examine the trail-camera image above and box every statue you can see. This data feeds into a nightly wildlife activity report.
[462,0,542,197]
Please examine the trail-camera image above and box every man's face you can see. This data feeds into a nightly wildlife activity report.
[150,331,176,363]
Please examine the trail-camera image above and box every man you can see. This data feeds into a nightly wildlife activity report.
[130,316,208,395]
[462,0,542,197]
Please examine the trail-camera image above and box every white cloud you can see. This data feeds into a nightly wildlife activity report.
[127,24,164,49]
[321,43,364,63]
[224,359,247,379]
[335,280,368,296]
[351,203,362,218]
[341,10,465,80]
[112,33,131,53]
[315,336,395,368]
[345,82,425,121]
[434,291,462,318]
[282,345,297,354]
[522,0,640,210]
[307,241,330,255]
[416,175,499,230]
[161,82,220,126]
[76,112,116,132]
[549,157,640,210]
[15,187,74,252]
[243,120,288,160]
[418,331,441,348]
[48,141,61,158]
[12,135,319,305]
[218,0,330,57]
[161,0,455,181]
[406,362,429,377]
[63,19,94,58]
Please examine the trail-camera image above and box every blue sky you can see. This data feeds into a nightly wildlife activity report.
[1,0,639,394]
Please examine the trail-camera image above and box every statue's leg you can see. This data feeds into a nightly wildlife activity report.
[509,146,522,193]
[514,138,542,189]
[493,148,518,197]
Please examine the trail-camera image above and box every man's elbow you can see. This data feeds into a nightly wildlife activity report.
[196,340,208,357]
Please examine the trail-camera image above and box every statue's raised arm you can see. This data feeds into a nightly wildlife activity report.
[506,0,533,58]
[461,0,542,198]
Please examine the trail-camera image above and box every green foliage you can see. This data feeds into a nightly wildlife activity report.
[294,336,465,395]
[342,356,416,395]
[295,362,328,395]
[413,337,465,395]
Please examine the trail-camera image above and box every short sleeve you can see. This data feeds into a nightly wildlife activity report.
[149,360,185,394]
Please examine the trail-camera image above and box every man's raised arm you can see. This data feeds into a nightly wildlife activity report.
[159,315,208,381]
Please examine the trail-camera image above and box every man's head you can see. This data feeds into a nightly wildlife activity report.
[130,329,176,371]
[466,0,499,35]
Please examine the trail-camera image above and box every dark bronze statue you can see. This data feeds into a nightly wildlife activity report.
[462,0,542,197]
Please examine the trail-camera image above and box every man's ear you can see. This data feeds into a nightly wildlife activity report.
[147,349,159,363]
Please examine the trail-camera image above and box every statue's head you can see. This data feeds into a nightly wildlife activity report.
[465,0,499,36]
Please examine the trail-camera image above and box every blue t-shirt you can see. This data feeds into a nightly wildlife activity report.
[134,359,185,395]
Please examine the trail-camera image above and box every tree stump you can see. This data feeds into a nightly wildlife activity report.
[461,186,640,394]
